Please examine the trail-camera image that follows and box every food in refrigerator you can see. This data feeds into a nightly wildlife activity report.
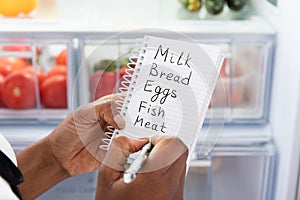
[179,0,202,12]
[40,74,67,108]
[179,0,250,19]
[2,71,36,109]
[89,58,128,100]
[227,0,247,11]
[55,49,67,66]
[0,0,37,16]
[0,46,68,110]
[0,40,71,121]
[90,70,116,101]
[205,0,225,15]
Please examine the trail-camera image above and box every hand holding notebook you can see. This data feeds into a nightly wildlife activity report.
[102,35,224,178]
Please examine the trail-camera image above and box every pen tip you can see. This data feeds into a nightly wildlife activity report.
[124,172,136,184]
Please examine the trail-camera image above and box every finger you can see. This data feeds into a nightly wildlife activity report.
[140,136,187,173]
[109,149,188,199]
[95,93,124,102]
[102,135,148,172]
[98,136,148,190]
[164,148,188,177]
[150,136,187,155]
[72,93,124,126]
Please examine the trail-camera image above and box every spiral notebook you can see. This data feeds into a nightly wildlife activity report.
[102,35,224,164]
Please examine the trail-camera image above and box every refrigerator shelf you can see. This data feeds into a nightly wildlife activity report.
[0,15,275,36]
[0,26,275,124]
[77,31,275,125]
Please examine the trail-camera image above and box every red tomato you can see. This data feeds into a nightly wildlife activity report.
[2,72,36,109]
[231,90,240,107]
[16,66,46,88]
[1,46,37,64]
[119,66,127,88]
[2,45,31,52]
[0,57,27,76]
[0,64,13,77]
[0,74,5,107]
[41,75,67,108]
[47,65,67,78]
[220,58,228,78]
[56,49,67,65]
[90,71,116,101]
[119,66,127,78]
[35,46,42,55]
[2,45,41,55]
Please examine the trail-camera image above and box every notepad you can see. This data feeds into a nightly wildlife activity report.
[103,35,224,164]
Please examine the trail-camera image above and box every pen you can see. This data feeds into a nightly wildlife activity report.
[123,140,152,183]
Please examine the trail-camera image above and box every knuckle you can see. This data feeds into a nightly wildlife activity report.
[112,135,129,149]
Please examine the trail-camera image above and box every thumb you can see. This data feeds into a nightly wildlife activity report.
[94,94,126,129]
[72,94,125,131]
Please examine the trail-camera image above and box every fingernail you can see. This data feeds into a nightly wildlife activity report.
[114,114,125,129]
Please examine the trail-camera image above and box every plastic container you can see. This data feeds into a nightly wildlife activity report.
[0,38,74,123]
[205,39,274,124]
[184,142,276,200]
[78,39,137,104]
[78,34,274,125]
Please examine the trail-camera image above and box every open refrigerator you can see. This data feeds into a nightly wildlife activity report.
[0,0,299,199]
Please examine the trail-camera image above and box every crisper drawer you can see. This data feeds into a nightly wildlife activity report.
[37,141,276,200]
[185,142,276,200]
[37,171,98,200]
[77,34,274,124]
[0,38,76,123]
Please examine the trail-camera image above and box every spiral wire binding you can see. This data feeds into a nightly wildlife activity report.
[99,38,147,151]
[99,126,115,151]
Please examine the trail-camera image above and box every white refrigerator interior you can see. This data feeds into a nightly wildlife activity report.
[0,0,299,199]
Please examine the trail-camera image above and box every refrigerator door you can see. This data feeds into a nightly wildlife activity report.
[297,167,300,200]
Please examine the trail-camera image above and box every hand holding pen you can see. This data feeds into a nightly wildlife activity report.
[123,138,153,183]
[96,136,188,200]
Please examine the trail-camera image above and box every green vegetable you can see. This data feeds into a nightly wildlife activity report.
[93,59,115,72]
[205,0,225,15]
[93,58,129,73]
[227,0,247,11]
